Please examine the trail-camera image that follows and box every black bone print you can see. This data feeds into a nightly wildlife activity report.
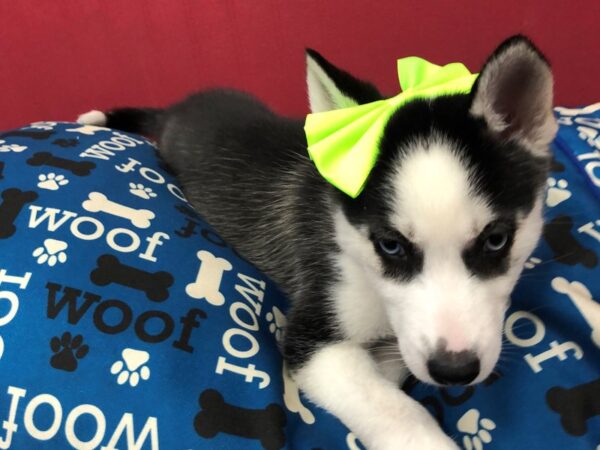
[90,254,174,302]
[0,187,38,239]
[27,152,96,176]
[546,378,600,436]
[194,389,286,450]
[52,138,79,148]
[550,157,565,173]
[0,129,55,140]
[543,215,598,268]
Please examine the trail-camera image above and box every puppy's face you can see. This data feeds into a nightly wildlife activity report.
[307,36,556,385]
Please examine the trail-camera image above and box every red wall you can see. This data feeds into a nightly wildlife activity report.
[0,0,598,129]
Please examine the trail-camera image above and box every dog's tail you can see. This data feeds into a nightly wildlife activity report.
[77,107,163,137]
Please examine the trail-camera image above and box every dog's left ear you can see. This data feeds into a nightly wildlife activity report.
[306,49,383,113]
[470,35,557,155]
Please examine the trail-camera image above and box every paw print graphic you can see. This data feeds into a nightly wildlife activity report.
[110,348,151,387]
[32,239,68,266]
[546,177,571,207]
[266,306,286,342]
[37,172,69,191]
[457,409,496,450]
[0,140,27,153]
[129,182,157,200]
[50,332,89,372]
[524,256,541,269]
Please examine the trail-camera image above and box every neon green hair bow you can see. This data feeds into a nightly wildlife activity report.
[304,57,479,198]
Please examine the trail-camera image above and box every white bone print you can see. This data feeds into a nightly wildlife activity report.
[186,250,233,305]
[82,192,155,229]
[282,362,315,424]
[551,277,600,348]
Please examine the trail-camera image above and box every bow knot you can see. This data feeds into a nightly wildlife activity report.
[305,57,478,198]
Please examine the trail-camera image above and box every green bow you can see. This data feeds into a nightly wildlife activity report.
[304,57,479,198]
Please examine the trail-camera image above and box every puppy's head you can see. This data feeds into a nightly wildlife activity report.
[307,36,556,385]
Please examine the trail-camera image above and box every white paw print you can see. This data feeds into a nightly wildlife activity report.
[265,306,286,342]
[38,173,69,191]
[110,348,150,387]
[0,140,27,153]
[546,177,571,207]
[524,256,541,269]
[32,239,68,266]
[129,182,157,200]
[457,409,496,450]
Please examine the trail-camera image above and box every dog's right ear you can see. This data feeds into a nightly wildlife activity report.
[306,49,383,113]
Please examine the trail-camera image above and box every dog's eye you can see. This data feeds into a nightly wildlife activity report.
[377,239,406,256]
[484,231,509,252]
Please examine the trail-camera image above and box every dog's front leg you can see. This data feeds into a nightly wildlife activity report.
[293,341,458,450]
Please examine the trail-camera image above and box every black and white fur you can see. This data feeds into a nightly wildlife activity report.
[79,36,557,449]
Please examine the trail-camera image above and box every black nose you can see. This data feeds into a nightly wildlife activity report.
[427,350,480,385]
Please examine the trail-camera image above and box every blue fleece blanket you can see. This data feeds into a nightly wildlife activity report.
[0,107,598,449]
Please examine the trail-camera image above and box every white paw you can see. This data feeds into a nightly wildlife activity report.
[110,348,151,387]
[546,177,571,207]
[38,172,69,191]
[266,306,286,342]
[32,239,68,266]
[457,409,496,450]
[77,110,107,126]
[375,416,459,450]
[129,182,157,200]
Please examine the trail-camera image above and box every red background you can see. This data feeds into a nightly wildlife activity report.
[0,1,598,129]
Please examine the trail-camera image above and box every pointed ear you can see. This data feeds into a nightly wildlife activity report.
[470,35,558,155]
[306,49,383,113]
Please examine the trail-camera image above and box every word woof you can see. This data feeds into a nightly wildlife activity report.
[0,269,32,360]
[78,133,186,202]
[28,205,169,263]
[46,282,206,354]
[0,385,158,450]
[504,310,584,373]
[210,271,272,390]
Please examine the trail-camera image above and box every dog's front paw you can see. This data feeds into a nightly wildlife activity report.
[372,411,459,450]
[375,431,458,450]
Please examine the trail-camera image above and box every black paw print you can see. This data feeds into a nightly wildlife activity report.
[50,332,89,372]
[52,138,79,148]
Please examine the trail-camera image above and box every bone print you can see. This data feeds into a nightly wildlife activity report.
[0,188,38,239]
[282,362,315,424]
[546,378,600,436]
[27,152,96,176]
[0,130,55,140]
[90,254,173,302]
[194,389,286,450]
[82,192,155,229]
[186,250,232,305]
[543,216,598,268]
[551,277,600,348]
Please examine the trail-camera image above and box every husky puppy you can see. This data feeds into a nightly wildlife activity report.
[79,35,556,449]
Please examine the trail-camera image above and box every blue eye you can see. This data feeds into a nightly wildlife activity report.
[378,239,406,256]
